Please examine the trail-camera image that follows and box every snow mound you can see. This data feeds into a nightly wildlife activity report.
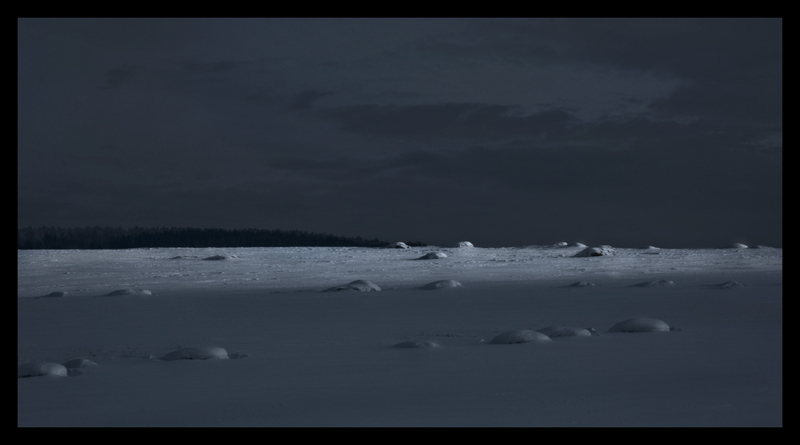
[632,279,675,287]
[160,346,229,361]
[203,254,237,260]
[552,241,569,247]
[417,252,447,260]
[419,279,462,290]
[389,242,409,249]
[536,326,594,338]
[105,288,152,296]
[570,242,588,248]
[568,281,597,287]
[18,362,68,378]
[574,246,616,257]
[455,241,474,248]
[324,280,381,292]
[718,281,744,289]
[608,317,671,333]
[62,358,98,369]
[724,243,749,249]
[489,330,552,344]
[42,291,67,297]
[393,340,441,348]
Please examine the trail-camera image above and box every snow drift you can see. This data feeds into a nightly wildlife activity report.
[489,330,552,344]
[105,288,152,296]
[536,326,595,338]
[393,340,441,348]
[574,246,616,257]
[417,252,447,260]
[632,279,675,287]
[324,280,381,292]
[18,362,68,378]
[607,318,672,333]
[160,346,229,361]
[419,280,462,290]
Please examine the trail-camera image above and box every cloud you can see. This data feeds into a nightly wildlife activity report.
[286,90,334,111]
[104,65,139,87]
[316,102,578,142]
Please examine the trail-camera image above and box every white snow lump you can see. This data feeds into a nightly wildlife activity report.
[419,280,462,290]
[417,252,447,260]
[160,346,230,361]
[573,246,616,257]
[607,317,673,333]
[105,288,152,296]
[489,330,552,344]
[324,280,381,292]
[18,362,69,378]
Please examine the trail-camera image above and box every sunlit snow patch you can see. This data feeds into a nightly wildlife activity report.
[105,288,152,296]
[389,242,410,249]
[417,252,447,260]
[489,330,552,344]
[455,241,474,248]
[607,317,672,333]
[160,346,229,361]
[324,280,381,292]
[419,279,462,290]
[18,362,68,378]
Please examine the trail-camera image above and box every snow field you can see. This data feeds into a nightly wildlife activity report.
[18,246,782,426]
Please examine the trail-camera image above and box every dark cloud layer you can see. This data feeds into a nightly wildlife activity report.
[18,18,782,247]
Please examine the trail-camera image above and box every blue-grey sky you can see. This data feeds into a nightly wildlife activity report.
[17,18,782,247]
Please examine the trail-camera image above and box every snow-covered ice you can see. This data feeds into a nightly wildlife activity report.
[18,244,782,426]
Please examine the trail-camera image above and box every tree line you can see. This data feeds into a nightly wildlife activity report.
[17,226,428,249]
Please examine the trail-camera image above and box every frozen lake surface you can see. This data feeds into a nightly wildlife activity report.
[18,245,782,426]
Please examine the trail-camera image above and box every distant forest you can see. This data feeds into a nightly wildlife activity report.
[17,226,428,250]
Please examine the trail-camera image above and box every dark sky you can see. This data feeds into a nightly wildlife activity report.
[17,18,782,248]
